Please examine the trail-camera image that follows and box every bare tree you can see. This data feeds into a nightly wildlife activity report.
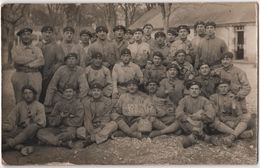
[119,3,140,27]
[145,3,157,11]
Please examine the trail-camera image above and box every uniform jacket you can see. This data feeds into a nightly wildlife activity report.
[127,42,150,68]
[169,38,193,63]
[143,64,166,84]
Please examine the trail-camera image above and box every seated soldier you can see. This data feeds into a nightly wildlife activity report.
[77,83,118,144]
[143,51,167,85]
[37,85,84,148]
[2,85,46,155]
[85,52,113,97]
[172,49,194,81]
[112,48,144,99]
[159,63,185,105]
[194,62,220,99]
[111,79,152,139]
[44,53,89,113]
[176,81,216,148]
[210,78,253,147]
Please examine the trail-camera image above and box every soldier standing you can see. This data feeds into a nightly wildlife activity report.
[78,29,92,68]
[113,25,128,54]
[142,23,155,46]
[191,21,206,55]
[166,27,178,47]
[125,29,135,45]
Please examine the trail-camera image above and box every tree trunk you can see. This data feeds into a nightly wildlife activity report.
[7,24,15,64]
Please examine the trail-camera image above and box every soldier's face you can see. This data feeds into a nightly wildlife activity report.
[196,24,206,35]
[121,54,131,64]
[80,34,90,44]
[199,65,210,76]
[143,26,153,35]
[97,31,107,40]
[167,33,177,43]
[189,85,201,97]
[127,83,138,94]
[153,56,162,66]
[63,88,75,100]
[23,89,35,103]
[176,53,185,64]
[64,31,74,42]
[178,29,188,39]
[221,58,232,68]
[91,36,97,43]
[42,31,53,42]
[167,68,178,78]
[217,84,230,95]
[115,29,125,38]
[21,32,32,44]
[92,88,102,99]
[125,33,133,40]
[147,83,158,94]
[134,31,143,41]
[206,26,215,36]
[155,36,165,45]
[92,57,103,67]
[66,57,77,68]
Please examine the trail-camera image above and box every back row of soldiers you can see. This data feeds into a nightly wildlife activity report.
[3,21,253,155]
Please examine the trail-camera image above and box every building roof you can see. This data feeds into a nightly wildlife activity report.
[130,3,257,29]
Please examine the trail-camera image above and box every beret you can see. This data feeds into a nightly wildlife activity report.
[167,27,178,36]
[194,21,206,29]
[63,26,75,33]
[186,80,202,90]
[154,31,166,39]
[113,25,126,33]
[22,85,37,95]
[80,29,92,37]
[127,79,140,86]
[167,63,180,71]
[205,21,216,28]
[121,48,131,55]
[41,26,54,33]
[153,51,164,60]
[133,28,144,34]
[177,25,190,34]
[216,78,231,87]
[92,52,103,59]
[175,49,186,57]
[143,23,153,29]
[125,29,133,35]
[96,26,108,33]
[16,27,32,36]
[90,82,103,90]
[64,53,78,61]
[221,51,233,59]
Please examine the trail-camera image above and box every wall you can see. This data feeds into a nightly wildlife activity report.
[244,25,257,63]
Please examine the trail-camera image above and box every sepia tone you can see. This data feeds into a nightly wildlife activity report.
[1,2,258,165]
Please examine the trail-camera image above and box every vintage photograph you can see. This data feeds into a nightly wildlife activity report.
[1,2,258,165]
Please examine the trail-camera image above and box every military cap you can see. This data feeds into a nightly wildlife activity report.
[146,79,159,86]
[166,63,179,71]
[92,52,103,59]
[41,26,54,33]
[167,27,178,36]
[205,21,216,28]
[153,51,164,60]
[63,84,76,91]
[121,48,131,55]
[154,31,166,39]
[216,78,231,87]
[113,25,126,33]
[186,80,202,90]
[63,26,75,33]
[133,28,144,34]
[64,53,78,61]
[127,78,140,86]
[96,26,108,33]
[22,85,37,95]
[197,62,210,70]
[16,27,33,36]
[126,29,133,35]
[175,49,186,57]
[177,25,190,34]
[80,29,92,37]
[143,23,153,29]
[221,51,233,59]
[90,82,103,90]
[194,21,206,30]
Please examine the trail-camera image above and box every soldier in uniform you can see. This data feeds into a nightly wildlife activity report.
[112,48,143,99]
[85,52,113,97]
[90,32,97,44]
[78,29,92,67]
[37,85,84,148]
[37,26,64,103]
[150,31,170,66]
[166,27,178,47]
[212,51,251,114]
[142,23,155,46]
[88,26,119,69]
[194,62,220,98]
[113,25,128,54]
[44,53,89,112]
[3,85,46,155]
[169,25,193,64]
[195,21,228,69]
[77,83,118,144]
[143,51,167,85]
[11,27,44,103]
[191,21,206,55]
[127,28,150,69]
[125,29,135,44]
[210,78,252,147]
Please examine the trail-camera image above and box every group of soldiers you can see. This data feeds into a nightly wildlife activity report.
[2,20,254,155]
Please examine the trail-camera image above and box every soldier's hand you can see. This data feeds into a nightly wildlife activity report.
[57,132,71,141]
[61,112,69,118]
[90,134,96,142]
[112,92,120,99]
